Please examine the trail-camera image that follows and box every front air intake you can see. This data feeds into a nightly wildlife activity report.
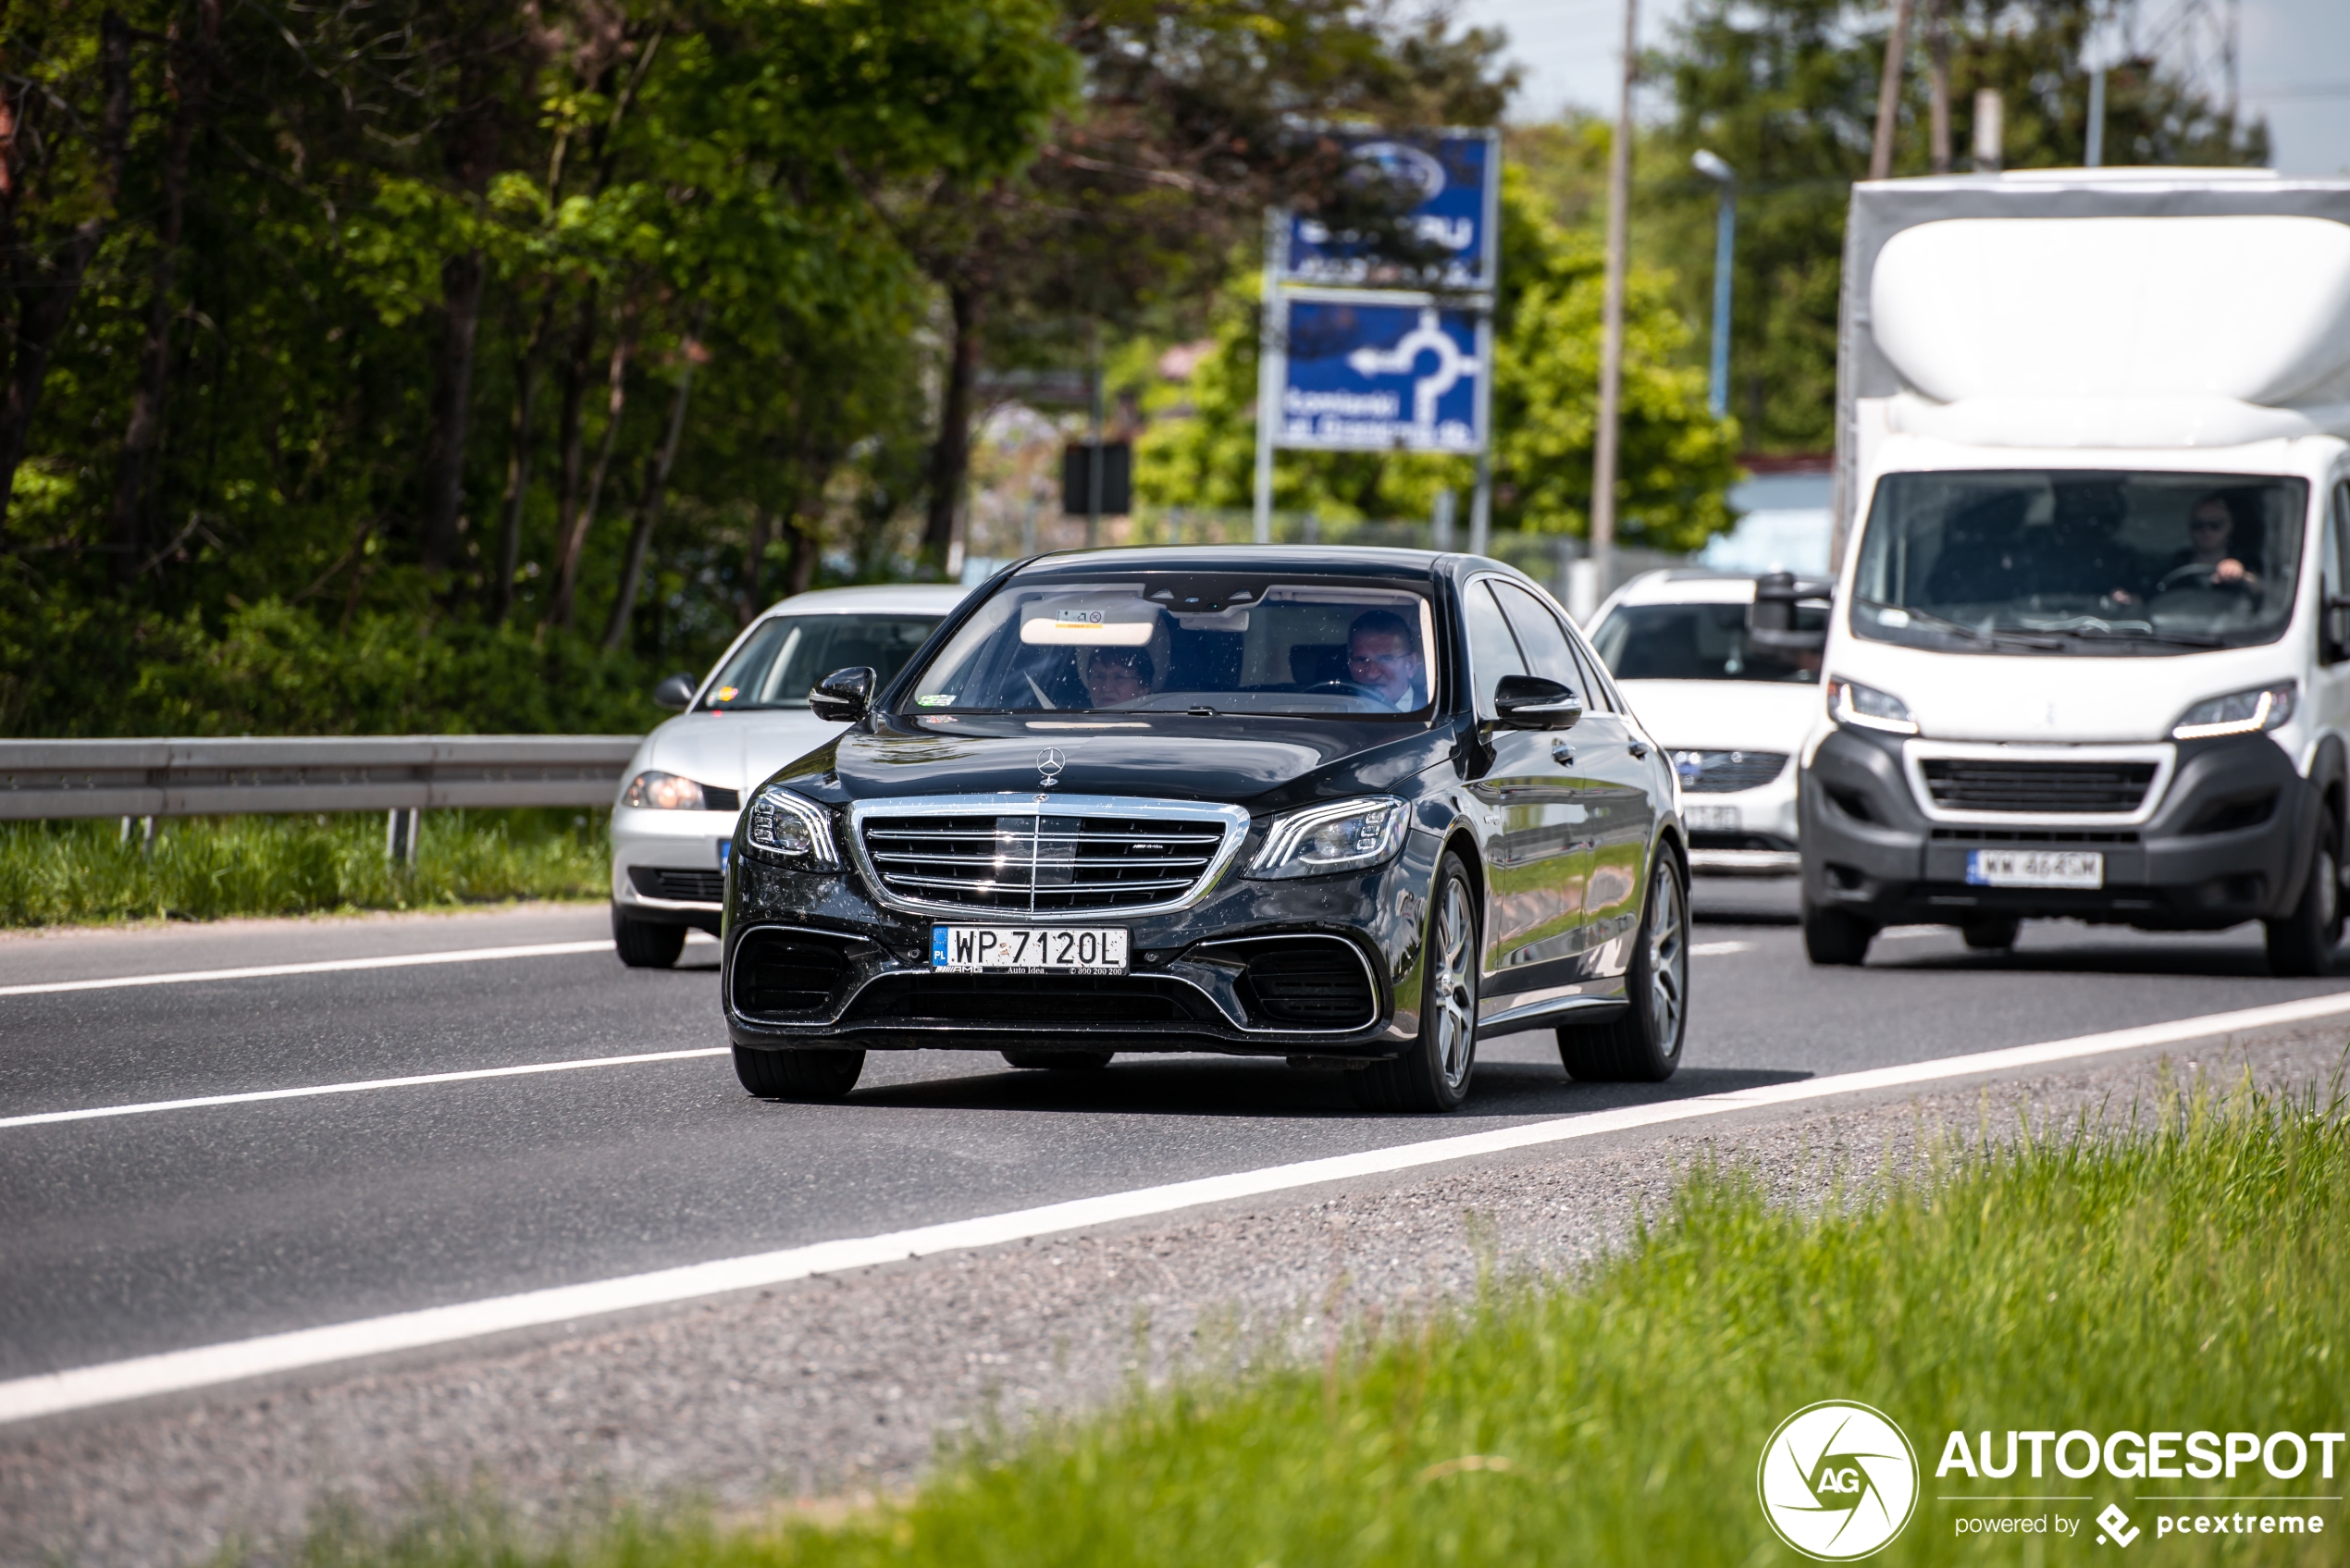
[1222,938,1379,1030]
[731,930,850,1018]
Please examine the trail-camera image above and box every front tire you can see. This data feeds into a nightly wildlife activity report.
[1558,849,1688,1082]
[1802,899,1875,966]
[1354,852,1479,1113]
[612,906,686,969]
[2265,822,2342,977]
[733,1045,865,1101]
[1001,1050,1113,1070]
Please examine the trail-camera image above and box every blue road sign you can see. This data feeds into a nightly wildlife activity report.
[1279,296,1486,454]
[1284,131,1499,291]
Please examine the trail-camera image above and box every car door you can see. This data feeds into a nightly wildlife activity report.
[1493,581,1656,978]
[1462,577,1588,1014]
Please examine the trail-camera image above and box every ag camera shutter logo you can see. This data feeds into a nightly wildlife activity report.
[1758,1401,1920,1560]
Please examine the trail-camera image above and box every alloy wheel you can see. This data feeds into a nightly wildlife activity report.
[1431,875,1478,1093]
[1645,861,1687,1049]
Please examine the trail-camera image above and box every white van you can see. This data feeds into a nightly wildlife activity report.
[1803,169,2350,972]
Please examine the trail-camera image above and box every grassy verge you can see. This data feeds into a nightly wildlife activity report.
[0,810,607,927]
[285,1081,2347,1566]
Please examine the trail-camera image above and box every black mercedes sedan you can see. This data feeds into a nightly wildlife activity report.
[720,547,1689,1112]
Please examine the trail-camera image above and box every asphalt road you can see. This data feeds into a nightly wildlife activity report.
[4,891,2347,1386]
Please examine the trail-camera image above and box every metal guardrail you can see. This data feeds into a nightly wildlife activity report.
[0,736,643,822]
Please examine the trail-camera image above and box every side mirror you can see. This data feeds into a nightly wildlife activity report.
[1492,673,1583,731]
[652,673,698,711]
[2324,591,2350,664]
[810,665,877,723]
[1748,570,1830,658]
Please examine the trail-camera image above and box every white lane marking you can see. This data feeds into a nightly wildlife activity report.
[0,939,617,999]
[0,1048,731,1131]
[6,989,2349,1426]
[1690,941,1751,957]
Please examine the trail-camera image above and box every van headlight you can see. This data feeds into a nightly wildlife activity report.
[1826,676,1920,736]
[744,785,841,870]
[1247,796,1409,879]
[621,770,711,810]
[2172,682,2295,739]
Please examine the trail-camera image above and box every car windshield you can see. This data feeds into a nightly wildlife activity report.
[1852,471,2308,654]
[701,613,943,710]
[904,573,1439,717]
[1591,600,1822,684]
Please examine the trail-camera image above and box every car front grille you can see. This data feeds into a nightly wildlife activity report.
[630,866,725,903]
[1919,759,2158,815]
[1673,749,1789,794]
[860,808,1230,913]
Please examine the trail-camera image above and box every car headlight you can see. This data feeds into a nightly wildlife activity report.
[1826,676,1920,736]
[744,785,841,870]
[1247,796,1409,880]
[622,770,712,810]
[2172,682,2296,739]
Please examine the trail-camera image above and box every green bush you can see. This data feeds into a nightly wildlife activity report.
[0,811,607,926]
[280,1083,2348,1566]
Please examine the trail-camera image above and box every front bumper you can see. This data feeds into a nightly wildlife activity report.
[611,803,740,934]
[722,826,1444,1058]
[1679,759,1800,875]
[1800,724,2320,930]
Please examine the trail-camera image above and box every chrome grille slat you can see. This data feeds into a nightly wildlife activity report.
[854,796,1244,915]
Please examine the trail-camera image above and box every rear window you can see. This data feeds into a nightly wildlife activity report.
[1591,601,1822,684]
[701,614,943,710]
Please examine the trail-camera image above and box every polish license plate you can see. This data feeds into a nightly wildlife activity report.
[932,926,1129,974]
[1685,804,1741,833]
[717,839,731,872]
[1966,849,2103,889]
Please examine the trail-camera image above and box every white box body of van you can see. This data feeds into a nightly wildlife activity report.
[1806,169,2350,964]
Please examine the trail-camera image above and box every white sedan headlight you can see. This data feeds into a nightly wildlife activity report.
[2172,682,2296,739]
[1247,796,1409,880]
[622,770,711,810]
[744,785,841,870]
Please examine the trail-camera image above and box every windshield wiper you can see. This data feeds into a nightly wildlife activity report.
[2012,623,2225,649]
[1856,598,2061,650]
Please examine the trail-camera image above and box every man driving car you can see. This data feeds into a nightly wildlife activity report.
[1346,609,1427,710]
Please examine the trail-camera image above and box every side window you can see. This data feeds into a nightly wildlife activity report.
[2330,482,2350,664]
[1568,626,1620,713]
[1465,581,1527,718]
[1492,582,1579,687]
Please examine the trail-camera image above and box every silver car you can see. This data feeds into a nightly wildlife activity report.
[609,584,969,966]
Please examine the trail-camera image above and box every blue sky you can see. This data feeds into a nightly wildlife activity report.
[1458,0,2350,177]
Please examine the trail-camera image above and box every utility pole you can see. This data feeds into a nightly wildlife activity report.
[1869,0,1915,180]
[1252,210,1283,545]
[1590,0,1638,603]
[1927,0,1953,173]
[1973,88,2004,172]
[2086,68,2108,167]
[1085,321,1104,550]
[1692,151,1736,419]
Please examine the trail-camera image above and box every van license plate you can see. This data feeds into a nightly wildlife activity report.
[1966,850,2102,889]
[932,926,1129,974]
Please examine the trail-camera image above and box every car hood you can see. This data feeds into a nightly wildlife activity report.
[1615,680,1824,755]
[775,714,1458,813]
[642,710,847,795]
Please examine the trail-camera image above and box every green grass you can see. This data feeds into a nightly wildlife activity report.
[0,810,608,927]
[272,1080,2349,1567]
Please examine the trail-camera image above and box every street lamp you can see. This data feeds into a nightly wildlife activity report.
[1691,149,1737,420]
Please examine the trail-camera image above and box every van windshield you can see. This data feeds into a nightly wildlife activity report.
[701,614,943,710]
[904,574,1438,717]
[1851,471,2308,654]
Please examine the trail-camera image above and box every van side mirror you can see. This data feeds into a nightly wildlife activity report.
[1749,570,1831,657]
[1493,673,1583,730]
[810,665,877,723]
[652,673,698,711]
[2324,590,2350,664]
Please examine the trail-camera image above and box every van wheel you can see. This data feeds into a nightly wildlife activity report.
[2265,826,2342,977]
[1558,850,1688,1082]
[612,907,686,969]
[1354,853,1479,1113]
[1802,900,1875,966]
[1961,915,2020,951]
[733,1045,864,1101]
[1002,1050,1113,1070]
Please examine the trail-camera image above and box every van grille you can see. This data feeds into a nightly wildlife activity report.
[1920,759,2158,815]
[860,809,1228,913]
